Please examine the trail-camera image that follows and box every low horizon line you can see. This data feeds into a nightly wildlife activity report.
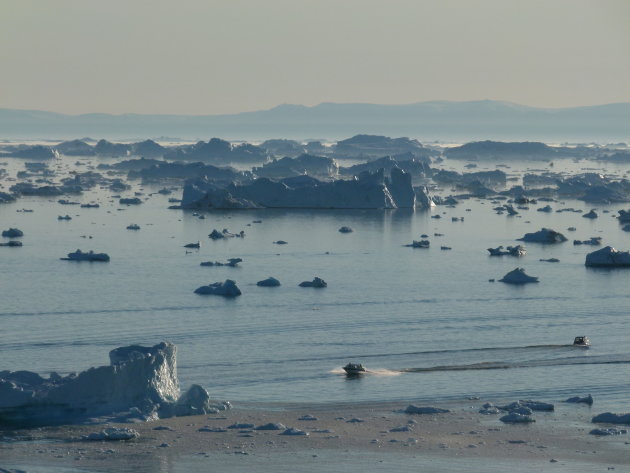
[3,99,630,118]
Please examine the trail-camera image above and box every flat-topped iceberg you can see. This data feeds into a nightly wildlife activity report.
[61,249,110,262]
[0,342,229,426]
[517,227,567,243]
[585,246,630,267]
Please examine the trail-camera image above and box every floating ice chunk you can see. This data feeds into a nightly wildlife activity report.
[0,241,22,247]
[2,228,23,238]
[582,209,598,219]
[257,277,281,287]
[589,428,628,436]
[298,414,318,421]
[58,215,72,220]
[592,412,630,424]
[518,400,554,411]
[390,425,413,432]
[479,403,500,415]
[274,240,288,245]
[500,412,535,423]
[280,427,308,436]
[499,268,539,284]
[200,258,242,267]
[537,205,552,213]
[565,394,593,405]
[585,246,630,267]
[487,245,526,256]
[573,237,602,246]
[119,197,142,205]
[517,228,567,243]
[299,277,327,288]
[228,422,255,429]
[184,242,200,248]
[255,422,286,430]
[126,224,140,230]
[85,427,140,441]
[194,279,242,297]
[338,226,354,233]
[61,249,110,262]
[404,405,450,414]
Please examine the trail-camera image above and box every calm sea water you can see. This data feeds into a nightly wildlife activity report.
[1,156,629,412]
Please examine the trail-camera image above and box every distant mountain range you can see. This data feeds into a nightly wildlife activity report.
[1,100,629,142]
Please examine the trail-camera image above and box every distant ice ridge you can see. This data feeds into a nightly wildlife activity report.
[0,342,230,426]
[181,168,430,210]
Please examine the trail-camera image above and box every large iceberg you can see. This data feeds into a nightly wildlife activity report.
[181,168,421,210]
[517,227,567,243]
[0,342,229,426]
[585,246,630,267]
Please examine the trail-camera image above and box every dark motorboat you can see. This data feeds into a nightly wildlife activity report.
[343,363,366,375]
[573,336,591,347]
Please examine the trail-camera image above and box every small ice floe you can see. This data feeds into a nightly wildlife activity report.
[184,242,200,248]
[479,403,501,415]
[59,199,80,205]
[592,412,630,424]
[585,246,630,267]
[119,197,142,205]
[440,246,452,250]
[257,277,281,287]
[298,414,318,421]
[452,217,464,222]
[209,229,245,240]
[153,426,173,431]
[194,280,242,297]
[404,405,450,415]
[126,224,140,230]
[487,245,526,256]
[2,228,23,238]
[61,249,110,262]
[518,228,567,243]
[299,277,327,288]
[622,224,630,232]
[565,395,593,405]
[573,237,602,246]
[516,400,554,412]
[589,428,628,436]
[200,258,242,267]
[84,427,140,441]
[405,240,430,248]
[0,240,22,247]
[228,423,255,429]
[582,209,598,219]
[255,423,285,431]
[81,203,100,208]
[338,226,354,233]
[58,215,72,220]
[567,226,577,231]
[499,413,535,424]
[346,418,364,423]
[499,268,539,284]
[537,205,552,213]
[198,427,227,432]
[539,258,560,263]
[280,428,308,436]
[273,240,288,245]
[389,425,413,432]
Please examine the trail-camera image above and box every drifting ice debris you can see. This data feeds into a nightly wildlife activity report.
[500,412,535,423]
[573,237,602,246]
[209,229,245,240]
[517,227,567,243]
[618,209,630,223]
[487,245,526,256]
[405,240,430,248]
[0,240,22,247]
[537,205,552,213]
[565,394,593,405]
[274,240,288,245]
[0,342,230,426]
[280,427,308,436]
[200,258,242,267]
[85,427,140,441]
[61,249,110,262]
[58,215,72,220]
[404,405,450,414]
[257,277,281,287]
[479,403,501,415]
[2,228,23,238]
[194,279,242,297]
[299,277,327,288]
[255,422,286,431]
[591,412,630,424]
[499,268,539,284]
[539,258,560,263]
[184,242,200,249]
[589,428,628,436]
[338,226,354,233]
[582,209,598,219]
[119,197,142,205]
[585,246,630,267]
[80,203,100,208]
[126,224,140,230]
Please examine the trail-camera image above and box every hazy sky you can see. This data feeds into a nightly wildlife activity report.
[1,0,629,115]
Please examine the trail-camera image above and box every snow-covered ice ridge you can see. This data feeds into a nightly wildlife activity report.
[0,342,229,426]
